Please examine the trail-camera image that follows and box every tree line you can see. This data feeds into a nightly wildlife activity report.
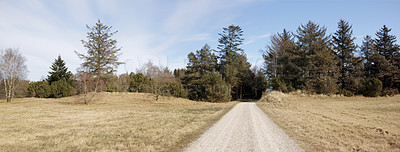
[1,19,399,102]
[263,20,399,97]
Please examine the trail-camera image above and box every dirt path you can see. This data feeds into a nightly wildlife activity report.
[184,102,303,152]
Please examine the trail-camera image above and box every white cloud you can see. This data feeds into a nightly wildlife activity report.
[244,33,272,45]
[0,0,262,81]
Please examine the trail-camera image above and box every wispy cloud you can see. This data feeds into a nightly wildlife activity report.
[0,0,262,81]
[244,33,272,46]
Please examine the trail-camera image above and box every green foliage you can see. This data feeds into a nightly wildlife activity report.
[338,89,354,97]
[217,25,258,100]
[76,20,123,77]
[332,19,363,94]
[381,88,399,96]
[43,55,74,98]
[50,79,72,98]
[362,78,383,97]
[129,73,153,93]
[155,81,187,98]
[183,44,219,100]
[270,76,290,93]
[106,86,119,92]
[47,55,73,85]
[200,72,231,102]
[28,81,51,98]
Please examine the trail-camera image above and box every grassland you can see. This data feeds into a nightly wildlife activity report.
[257,91,400,152]
[0,92,237,151]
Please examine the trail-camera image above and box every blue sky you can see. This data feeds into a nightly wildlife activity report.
[0,0,399,81]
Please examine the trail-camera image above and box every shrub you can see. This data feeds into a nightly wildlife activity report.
[381,88,399,96]
[28,81,51,98]
[338,89,354,97]
[50,79,72,98]
[270,77,288,93]
[106,86,119,92]
[200,72,231,102]
[129,73,153,93]
[362,78,382,97]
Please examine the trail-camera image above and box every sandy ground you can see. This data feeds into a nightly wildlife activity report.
[184,102,303,152]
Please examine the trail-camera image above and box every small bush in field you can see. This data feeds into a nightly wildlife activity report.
[28,81,51,98]
[338,89,354,97]
[362,78,382,97]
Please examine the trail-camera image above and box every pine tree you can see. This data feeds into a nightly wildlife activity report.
[332,19,363,94]
[47,55,73,85]
[263,29,300,91]
[374,25,399,90]
[217,25,244,90]
[75,20,123,103]
[46,55,73,98]
[217,25,254,99]
[296,21,337,94]
[360,35,375,77]
[183,44,218,100]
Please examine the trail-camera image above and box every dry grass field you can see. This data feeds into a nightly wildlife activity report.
[0,92,237,151]
[257,91,400,152]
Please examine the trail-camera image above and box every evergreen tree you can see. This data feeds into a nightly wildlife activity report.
[252,67,267,99]
[263,29,300,91]
[47,55,73,85]
[183,44,218,100]
[360,35,375,77]
[199,72,231,102]
[374,25,399,90]
[332,19,363,94]
[217,25,254,99]
[75,20,123,103]
[296,21,337,94]
[217,25,243,91]
[45,55,74,98]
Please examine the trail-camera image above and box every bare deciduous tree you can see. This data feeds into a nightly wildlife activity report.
[0,48,28,102]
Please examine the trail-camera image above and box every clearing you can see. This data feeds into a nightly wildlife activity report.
[0,92,236,151]
[257,91,400,151]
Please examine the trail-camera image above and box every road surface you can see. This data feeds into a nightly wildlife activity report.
[184,102,303,152]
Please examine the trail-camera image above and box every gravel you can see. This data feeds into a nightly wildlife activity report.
[184,102,304,152]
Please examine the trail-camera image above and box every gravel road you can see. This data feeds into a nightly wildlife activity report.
[184,102,303,152]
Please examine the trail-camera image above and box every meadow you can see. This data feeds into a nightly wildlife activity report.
[257,91,400,151]
[0,92,236,151]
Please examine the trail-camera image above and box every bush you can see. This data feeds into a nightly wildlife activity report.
[381,88,399,96]
[308,76,337,95]
[200,72,231,102]
[106,86,119,92]
[338,89,354,97]
[28,81,51,98]
[129,73,153,93]
[362,78,382,97]
[270,77,289,93]
[50,79,72,98]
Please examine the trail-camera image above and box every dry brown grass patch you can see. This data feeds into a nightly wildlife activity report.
[0,92,237,151]
[257,92,400,152]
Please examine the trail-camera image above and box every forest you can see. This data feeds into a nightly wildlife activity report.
[1,19,399,102]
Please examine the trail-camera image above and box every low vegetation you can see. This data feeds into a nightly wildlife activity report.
[257,91,400,151]
[0,92,237,151]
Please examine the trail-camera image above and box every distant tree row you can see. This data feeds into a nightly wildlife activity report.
[2,19,398,102]
[263,20,399,97]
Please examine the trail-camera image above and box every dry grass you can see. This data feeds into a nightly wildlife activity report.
[0,92,237,151]
[257,91,400,152]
